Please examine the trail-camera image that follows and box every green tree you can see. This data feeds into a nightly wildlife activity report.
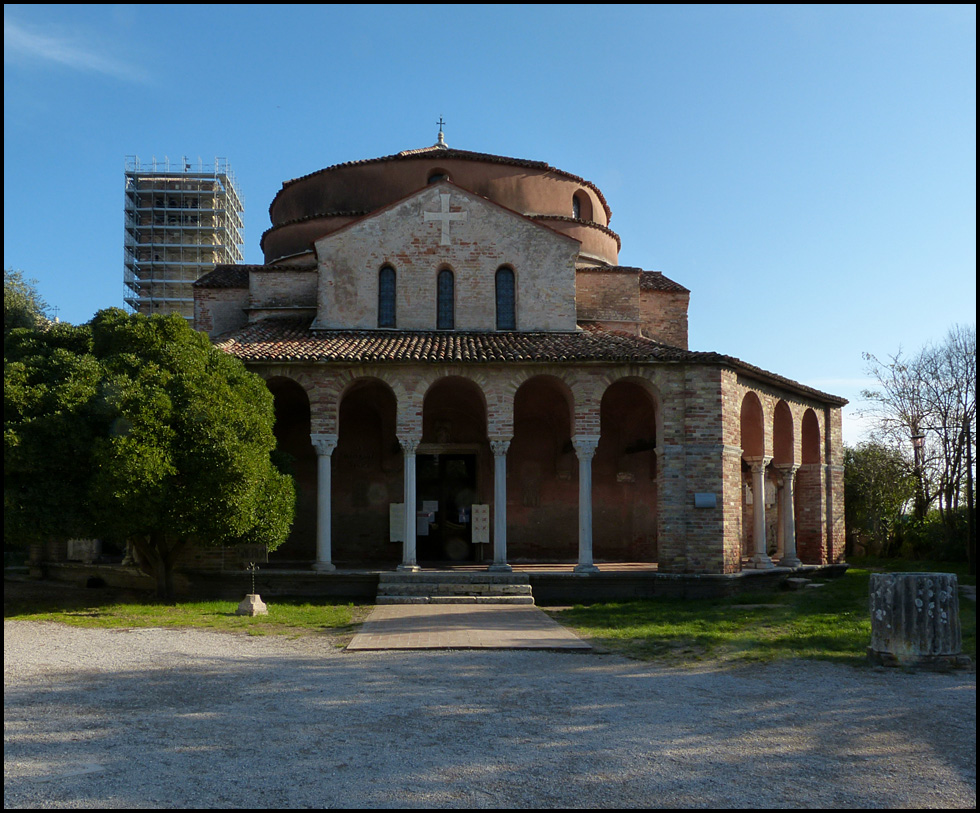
[4,309,295,600]
[844,441,915,556]
[4,322,101,547]
[4,269,50,335]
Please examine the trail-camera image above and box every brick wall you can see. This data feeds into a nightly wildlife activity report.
[194,287,248,337]
[250,267,317,311]
[312,184,580,332]
[640,289,690,349]
[575,268,640,326]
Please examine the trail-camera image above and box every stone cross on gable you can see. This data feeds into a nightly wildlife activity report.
[424,193,467,246]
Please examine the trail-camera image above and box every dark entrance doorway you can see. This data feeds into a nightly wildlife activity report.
[416,453,478,563]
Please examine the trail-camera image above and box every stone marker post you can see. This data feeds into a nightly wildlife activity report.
[236,544,269,617]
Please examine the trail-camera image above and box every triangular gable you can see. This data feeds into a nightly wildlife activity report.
[314,180,580,249]
[312,182,580,332]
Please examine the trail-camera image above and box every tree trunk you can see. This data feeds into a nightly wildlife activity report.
[131,532,186,603]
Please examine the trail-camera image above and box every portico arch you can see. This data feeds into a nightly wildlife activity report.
[334,378,400,564]
[509,375,576,560]
[417,376,490,563]
[594,378,660,562]
[266,376,315,562]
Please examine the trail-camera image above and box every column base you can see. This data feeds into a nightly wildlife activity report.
[779,556,802,568]
[313,561,336,572]
[573,563,600,574]
[396,563,422,573]
[488,563,513,573]
[745,554,775,569]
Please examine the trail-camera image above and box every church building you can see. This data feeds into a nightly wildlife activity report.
[194,131,846,575]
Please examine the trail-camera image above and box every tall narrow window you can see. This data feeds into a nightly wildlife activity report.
[378,266,396,327]
[495,267,516,330]
[437,269,454,330]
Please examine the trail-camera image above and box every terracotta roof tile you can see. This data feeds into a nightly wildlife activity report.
[639,271,690,294]
[276,146,612,223]
[216,318,688,364]
[578,265,642,275]
[213,317,845,405]
[195,264,314,288]
[194,265,250,288]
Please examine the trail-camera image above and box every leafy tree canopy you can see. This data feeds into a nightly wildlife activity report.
[861,324,976,570]
[4,308,295,599]
[844,441,915,556]
[4,269,50,336]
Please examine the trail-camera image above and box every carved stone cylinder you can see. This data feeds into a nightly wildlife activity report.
[868,572,969,668]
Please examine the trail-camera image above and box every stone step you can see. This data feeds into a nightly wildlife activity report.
[376,572,535,605]
[377,595,535,605]
[379,572,530,585]
[376,586,534,594]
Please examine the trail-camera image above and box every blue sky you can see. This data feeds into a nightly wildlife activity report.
[4,5,976,444]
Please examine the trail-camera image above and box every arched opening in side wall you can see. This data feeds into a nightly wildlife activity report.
[740,392,767,559]
[771,400,796,560]
[797,408,826,563]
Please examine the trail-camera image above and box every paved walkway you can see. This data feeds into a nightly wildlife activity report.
[347,604,592,650]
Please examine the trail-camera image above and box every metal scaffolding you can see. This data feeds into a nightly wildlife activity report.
[123,155,244,320]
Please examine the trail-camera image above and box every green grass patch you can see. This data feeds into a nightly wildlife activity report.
[546,568,976,666]
[847,556,976,585]
[4,592,371,640]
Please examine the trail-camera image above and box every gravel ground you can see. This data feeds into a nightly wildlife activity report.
[4,620,976,809]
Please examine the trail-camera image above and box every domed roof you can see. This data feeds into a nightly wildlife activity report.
[261,140,620,267]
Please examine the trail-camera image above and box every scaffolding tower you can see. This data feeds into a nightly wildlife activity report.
[124,156,244,320]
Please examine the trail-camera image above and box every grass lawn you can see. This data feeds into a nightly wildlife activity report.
[3,583,372,644]
[5,560,975,665]
[544,563,976,666]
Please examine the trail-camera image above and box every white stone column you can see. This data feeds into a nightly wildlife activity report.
[776,463,801,567]
[311,433,338,572]
[398,434,422,572]
[573,435,601,574]
[489,439,512,572]
[745,457,774,569]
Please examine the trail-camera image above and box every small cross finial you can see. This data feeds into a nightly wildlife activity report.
[436,116,447,147]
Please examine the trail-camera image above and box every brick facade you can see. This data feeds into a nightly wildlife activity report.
[191,139,846,574]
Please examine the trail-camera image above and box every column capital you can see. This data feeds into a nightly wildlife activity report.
[572,435,601,458]
[744,455,771,473]
[398,434,422,455]
[311,433,338,456]
[489,438,511,456]
[774,462,799,477]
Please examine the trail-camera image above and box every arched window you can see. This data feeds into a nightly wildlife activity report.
[572,195,581,219]
[437,269,454,330]
[495,266,516,330]
[378,265,396,328]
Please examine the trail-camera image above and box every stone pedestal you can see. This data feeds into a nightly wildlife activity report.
[236,594,268,617]
[868,572,970,669]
